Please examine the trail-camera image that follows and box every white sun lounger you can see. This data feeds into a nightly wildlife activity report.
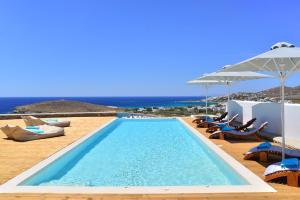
[264,158,300,187]
[208,122,268,141]
[0,125,64,142]
[244,143,300,162]
[22,116,71,127]
[193,112,228,126]
[205,114,239,133]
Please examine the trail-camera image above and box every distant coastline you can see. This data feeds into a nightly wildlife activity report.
[0,96,206,114]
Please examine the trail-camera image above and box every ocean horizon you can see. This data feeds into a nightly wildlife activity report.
[0,96,206,114]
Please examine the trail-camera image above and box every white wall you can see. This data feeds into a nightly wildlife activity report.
[284,104,300,140]
[228,100,300,139]
[228,101,259,124]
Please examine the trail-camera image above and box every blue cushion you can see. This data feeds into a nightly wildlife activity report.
[206,118,214,122]
[44,119,59,122]
[218,123,227,128]
[221,126,233,131]
[26,129,44,134]
[26,126,40,129]
[257,142,272,150]
[281,158,299,168]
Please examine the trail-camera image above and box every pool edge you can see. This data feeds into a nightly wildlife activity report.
[0,117,276,194]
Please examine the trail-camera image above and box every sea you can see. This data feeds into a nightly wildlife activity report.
[0,96,206,114]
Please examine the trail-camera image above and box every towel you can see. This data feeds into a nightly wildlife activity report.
[205,118,214,122]
[26,126,40,129]
[257,142,272,150]
[26,129,44,134]
[221,126,233,131]
[44,119,59,122]
[281,158,299,168]
[218,123,227,128]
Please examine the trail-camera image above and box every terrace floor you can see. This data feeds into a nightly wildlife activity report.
[0,117,299,199]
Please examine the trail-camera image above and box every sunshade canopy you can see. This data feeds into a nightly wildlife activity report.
[187,79,230,85]
[223,42,300,75]
[187,79,231,119]
[195,71,273,82]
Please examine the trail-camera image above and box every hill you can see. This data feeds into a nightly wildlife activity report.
[14,100,124,114]
[257,86,300,97]
[208,85,300,103]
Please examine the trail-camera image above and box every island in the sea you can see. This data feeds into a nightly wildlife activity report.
[12,99,224,117]
[13,100,125,114]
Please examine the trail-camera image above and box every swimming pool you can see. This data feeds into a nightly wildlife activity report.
[1,118,275,194]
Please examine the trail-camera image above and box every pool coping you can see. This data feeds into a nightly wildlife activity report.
[0,117,276,194]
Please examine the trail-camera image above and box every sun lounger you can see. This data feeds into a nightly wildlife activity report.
[234,118,256,131]
[0,125,64,141]
[204,114,239,132]
[273,137,300,150]
[213,112,228,122]
[244,142,300,162]
[264,158,300,187]
[207,118,256,133]
[22,116,71,127]
[197,113,234,129]
[208,122,268,141]
[193,112,228,125]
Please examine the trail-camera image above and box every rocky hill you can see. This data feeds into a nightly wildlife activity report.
[14,100,124,114]
[209,85,300,103]
[257,86,300,97]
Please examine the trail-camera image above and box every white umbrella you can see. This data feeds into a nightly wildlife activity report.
[222,42,300,161]
[195,71,272,120]
[187,80,229,119]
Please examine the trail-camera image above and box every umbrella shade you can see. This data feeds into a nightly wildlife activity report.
[195,71,272,121]
[222,42,300,161]
[187,80,231,118]
[196,71,273,82]
[223,42,300,75]
[187,80,230,85]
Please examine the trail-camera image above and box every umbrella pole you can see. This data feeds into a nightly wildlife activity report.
[280,74,286,161]
[205,85,208,120]
[227,82,231,122]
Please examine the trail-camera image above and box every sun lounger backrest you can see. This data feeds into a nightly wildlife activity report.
[228,114,239,123]
[236,118,256,130]
[0,125,18,139]
[22,116,46,126]
[258,122,268,132]
[215,112,228,121]
[246,118,256,127]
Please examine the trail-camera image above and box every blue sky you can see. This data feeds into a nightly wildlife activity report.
[0,0,300,97]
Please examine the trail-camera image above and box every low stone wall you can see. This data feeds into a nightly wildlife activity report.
[0,111,117,120]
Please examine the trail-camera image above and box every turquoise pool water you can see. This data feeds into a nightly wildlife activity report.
[21,119,248,186]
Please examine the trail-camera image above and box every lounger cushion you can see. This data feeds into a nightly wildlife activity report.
[218,123,227,128]
[25,128,44,134]
[257,142,272,150]
[281,158,299,168]
[205,118,214,122]
[43,119,59,123]
[221,126,233,131]
[26,126,40,129]
[264,161,300,176]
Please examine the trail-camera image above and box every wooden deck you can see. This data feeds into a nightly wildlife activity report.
[0,117,299,199]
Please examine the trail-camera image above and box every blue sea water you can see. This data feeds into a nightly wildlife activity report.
[22,119,248,186]
[0,96,206,114]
